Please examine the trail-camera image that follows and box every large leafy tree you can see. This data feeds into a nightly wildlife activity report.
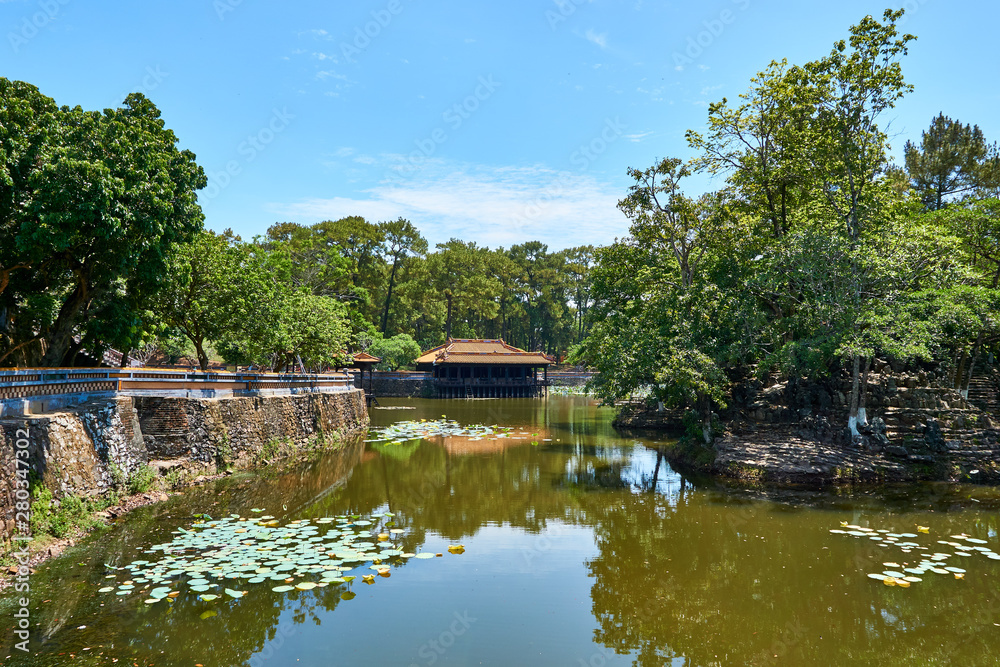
[156,230,272,371]
[0,83,206,367]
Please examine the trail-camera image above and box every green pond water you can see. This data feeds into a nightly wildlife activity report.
[4,396,1000,666]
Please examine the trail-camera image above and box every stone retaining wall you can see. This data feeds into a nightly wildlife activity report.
[0,390,368,543]
[135,391,368,465]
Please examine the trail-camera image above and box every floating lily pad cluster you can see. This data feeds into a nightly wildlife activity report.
[830,523,999,588]
[98,512,462,608]
[367,418,518,444]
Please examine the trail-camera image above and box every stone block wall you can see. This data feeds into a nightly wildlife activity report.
[134,391,368,465]
[0,390,368,543]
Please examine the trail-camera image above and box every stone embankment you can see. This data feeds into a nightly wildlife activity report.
[0,391,368,542]
[617,364,1000,486]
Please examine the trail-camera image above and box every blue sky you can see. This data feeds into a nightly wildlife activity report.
[3,0,998,250]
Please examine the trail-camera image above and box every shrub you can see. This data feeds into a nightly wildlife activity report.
[127,464,157,495]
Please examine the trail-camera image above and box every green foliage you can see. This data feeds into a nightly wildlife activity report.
[109,462,127,494]
[366,333,422,370]
[28,486,105,540]
[582,9,1000,437]
[905,113,1000,210]
[0,82,206,367]
[215,436,233,471]
[127,464,158,495]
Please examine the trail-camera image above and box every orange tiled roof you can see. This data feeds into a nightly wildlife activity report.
[351,352,381,363]
[414,339,554,366]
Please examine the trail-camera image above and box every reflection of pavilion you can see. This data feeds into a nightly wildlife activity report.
[436,429,552,456]
[415,339,555,399]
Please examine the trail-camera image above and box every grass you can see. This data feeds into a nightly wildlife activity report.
[27,486,110,541]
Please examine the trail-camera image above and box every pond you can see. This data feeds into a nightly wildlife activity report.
[4,396,1000,666]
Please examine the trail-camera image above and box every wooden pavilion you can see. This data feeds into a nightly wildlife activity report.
[342,351,381,402]
[414,339,555,398]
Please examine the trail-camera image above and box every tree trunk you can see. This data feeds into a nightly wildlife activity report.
[848,354,861,437]
[445,294,453,340]
[41,281,91,367]
[380,259,400,335]
[858,356,873,427]
[700,395,713,445]
[193,338,210,371]
[955,348,969,390]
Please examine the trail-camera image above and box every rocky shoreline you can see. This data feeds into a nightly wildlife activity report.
[614,366,1000,487]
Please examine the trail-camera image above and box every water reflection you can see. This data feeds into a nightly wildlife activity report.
[4,398,1000,666]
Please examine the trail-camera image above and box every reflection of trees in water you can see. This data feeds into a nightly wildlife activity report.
[577,480,1000,666]
[309,438,596,542]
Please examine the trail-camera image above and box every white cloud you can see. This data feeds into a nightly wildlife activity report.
[334,147,355,158]
[267,162,628,249]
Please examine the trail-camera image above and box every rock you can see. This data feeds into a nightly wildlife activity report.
[868,417,889,453]
[924,419,946,453]
[886,445,909,458]
[158,494,169,502]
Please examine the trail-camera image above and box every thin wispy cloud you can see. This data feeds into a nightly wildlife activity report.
[624,131,654,143]
[267,161,628,250]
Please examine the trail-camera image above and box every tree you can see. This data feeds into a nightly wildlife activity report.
[367,333,422,371]
[0,84,206,367]
[427,240,499,341]
[905,113,1000,210]
[377,218,427,335]
[156,230,269,371]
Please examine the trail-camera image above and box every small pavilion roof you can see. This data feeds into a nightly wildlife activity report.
[415,339,554,366]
